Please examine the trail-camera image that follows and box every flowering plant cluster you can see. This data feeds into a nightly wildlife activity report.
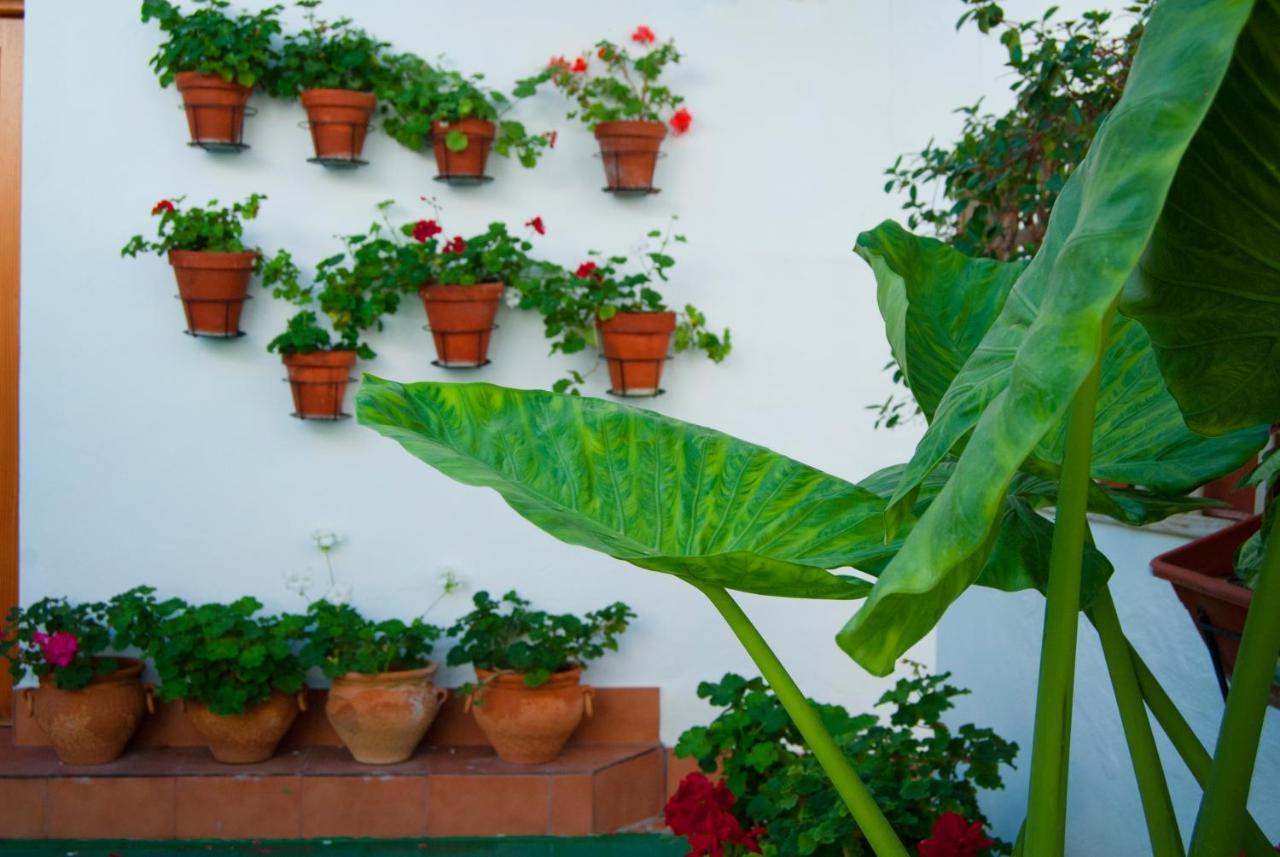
[515,220,731,393]
[379,53,552,167]
[399,214,539,289]
[665,773,765,857]
[1,588,158,690]
[525,25,691,133]
[141,0,284,88]
[266,1,392,97]
[445,590,635,689]
[672,665,1015,856]
[121,194,266,257]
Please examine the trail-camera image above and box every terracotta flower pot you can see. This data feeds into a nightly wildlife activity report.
[597,311,676,396]
[175,71,253,146]
[28,657,147,765]
[420,282,504,367]
[282,350,357,419]
[300,88,377,161]
[1151,514,1280,708]
[431,118,496,180]
[467,667,594,765]
[168,249,257,337]
[593,120,667,191]
[326,664,448,765]
[185,690,303,764]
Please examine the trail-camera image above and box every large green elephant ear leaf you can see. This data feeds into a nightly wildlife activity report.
[1120,0,1280,435]
[356,376,900,600]
[840,0,1270,676]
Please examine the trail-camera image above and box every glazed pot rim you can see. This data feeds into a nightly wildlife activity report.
[419,281,504,297]
[594,119,668,138]
[300,87,378,104]
[38,656,144,688]
[332,662,439,683]
[168,249,258,265]
[596,310,678,334]
[433,117,496,133]
[175,70,250,91]
[184,688,298,714]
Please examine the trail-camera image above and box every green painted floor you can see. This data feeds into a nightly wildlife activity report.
[0,837,685,856]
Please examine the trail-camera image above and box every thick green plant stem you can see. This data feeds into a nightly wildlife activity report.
[693,582,910,857]
[1024,352,1105,856]
[1189,524,1280,857]
[1089,588,1184,856]
[1130,648,1274,857]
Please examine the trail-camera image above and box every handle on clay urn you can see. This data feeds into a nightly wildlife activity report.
[22,688,33,717]
[145,687,156,715]
[297,690,308,712]
[435,687,449,705]
[583,686,595,718]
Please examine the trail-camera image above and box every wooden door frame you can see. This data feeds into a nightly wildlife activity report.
[0,0,22,724]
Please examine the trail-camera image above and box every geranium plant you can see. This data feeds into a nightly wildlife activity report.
[379,53,551,167]
[266,1,389,97]
[516,222,730,393]
[528,25,689,131]
[665,773,765,857]
[144,594,308,716]
[673,666,1014,856]
[445,590,634,688]
[140,0,282,88]
[398,215,538,289]
[121,194,265,258]
[302,601,441,679]
[1,588,157,691]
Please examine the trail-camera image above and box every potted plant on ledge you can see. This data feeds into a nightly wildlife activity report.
[122,194,284,338]
[267,2,389,165]
[1,589,155,765]
[145,595,308,764]
[531,25,690,193]
[303,600,446,764]
[400,213,541,368]
[518,222,730,396]
[380,53,552,183]
[446,590,634,764]
[141,0,282,151]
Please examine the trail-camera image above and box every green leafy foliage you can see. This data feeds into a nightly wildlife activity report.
[301,600,441,678]
[874,0,1151,428]
[522,29,685,128]
[378,52,550,166]
[674,665,1016,856]
[1,589,156,690]
[445,590,633,688]
[266,1,391,96]
[120,194,265,257]
[841,0,1272,675]
[144,595,308,715]
[140,0,283,88]
[515,222,730,393]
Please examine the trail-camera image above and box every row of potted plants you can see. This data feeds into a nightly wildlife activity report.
[121,195,732,414]
[142,1,691,190]
[3,587,634,767]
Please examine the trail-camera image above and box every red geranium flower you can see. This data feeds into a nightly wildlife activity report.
[33,631,79,668]
[443,236,467,255]
[545,130,558,148]
[413,219,443,242]
[632,25,656,44]
[575,261,598,279]
[571,56,589,74]
[664,773,764,857]
[152,199,175,215]
[918,813,994,857]
[526,216,545,235]
[670,107,693,136]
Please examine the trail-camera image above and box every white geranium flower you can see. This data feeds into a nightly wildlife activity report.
[504,289,522,309]
[311,530,339,551]
[325,583,353,606]
[283,569,313,597]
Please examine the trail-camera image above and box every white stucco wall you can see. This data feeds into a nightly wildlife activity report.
[23,3,1276,850]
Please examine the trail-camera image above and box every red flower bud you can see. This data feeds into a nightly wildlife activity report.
[631,25,656,44]
[443,236,467,255]
[571,57,588,74]
[575,261,598,278]
[152,199,175,215]
[669,107,693,136]
[525,216,545,236]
